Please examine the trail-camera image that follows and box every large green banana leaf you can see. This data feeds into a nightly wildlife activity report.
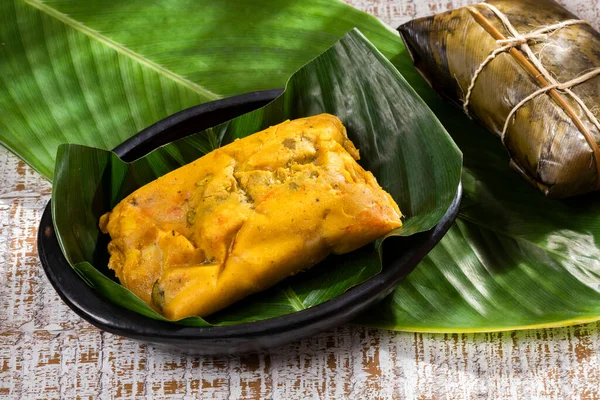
[3,0,600,332]
[0,0,405,179]
[357,110,600,332]
[52,30,462,325]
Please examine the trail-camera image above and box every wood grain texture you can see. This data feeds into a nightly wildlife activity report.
[2,1,600,399]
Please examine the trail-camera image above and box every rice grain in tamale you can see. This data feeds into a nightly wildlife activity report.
[399,0,600,198]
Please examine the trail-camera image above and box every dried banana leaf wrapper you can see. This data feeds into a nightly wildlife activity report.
[399,0,600,198]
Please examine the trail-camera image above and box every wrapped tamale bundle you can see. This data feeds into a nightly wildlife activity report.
[99,114,402,320]
[399,0,600,198]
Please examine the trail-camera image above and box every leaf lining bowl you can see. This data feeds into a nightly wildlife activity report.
[38,30,463,354]
[38,88,461,355]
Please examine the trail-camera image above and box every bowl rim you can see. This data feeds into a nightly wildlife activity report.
[38,89,462,344]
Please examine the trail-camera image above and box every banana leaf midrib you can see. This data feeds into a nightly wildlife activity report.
[22,0,221,101]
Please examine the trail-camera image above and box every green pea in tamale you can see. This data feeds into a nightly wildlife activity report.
[400,0,600,198]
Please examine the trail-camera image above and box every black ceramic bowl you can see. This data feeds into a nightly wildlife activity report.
[38,89,462,355]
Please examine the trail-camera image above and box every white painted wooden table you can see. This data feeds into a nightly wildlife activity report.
[2,1,600,398]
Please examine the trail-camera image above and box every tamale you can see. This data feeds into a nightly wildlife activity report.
[99,114,402,320]
[399,0,600,198]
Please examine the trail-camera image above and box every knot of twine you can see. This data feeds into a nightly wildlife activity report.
[462,3,600,146]
[495,32,548,46]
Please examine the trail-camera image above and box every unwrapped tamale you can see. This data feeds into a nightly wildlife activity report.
[400,0,600,198]
[99,114,402,320]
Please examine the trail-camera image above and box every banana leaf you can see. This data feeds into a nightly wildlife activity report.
[0,0,405,179]
[52,30,462,325]
[399,0,600,198]
[351,0,600,332]
[4,0,600,332]
[356,76,600,332]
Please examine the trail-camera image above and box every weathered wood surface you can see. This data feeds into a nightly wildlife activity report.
[2,1,600,398]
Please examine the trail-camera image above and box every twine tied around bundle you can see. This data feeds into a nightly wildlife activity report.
[462,3,600,147]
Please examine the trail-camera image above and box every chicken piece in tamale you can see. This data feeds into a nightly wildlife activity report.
[99,114,402,319]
